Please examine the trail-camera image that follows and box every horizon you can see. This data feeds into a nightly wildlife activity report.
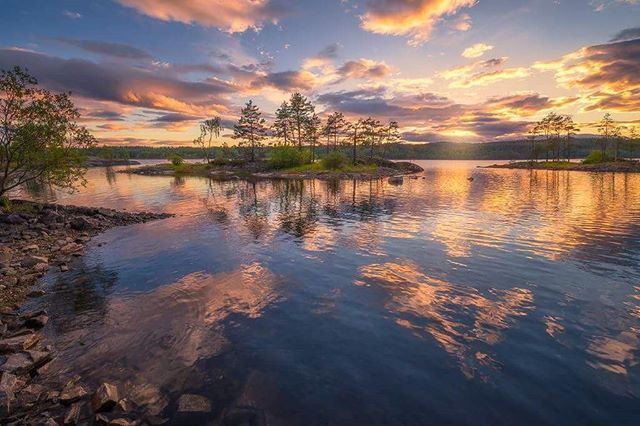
[1,0,639,147]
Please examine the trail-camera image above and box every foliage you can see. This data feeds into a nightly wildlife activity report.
[583,150,612,164]
[233,100,267,162]
[0,66,96,198]
[193,117,222,163]
[267,146,310,169]
[168,154,184,166]
[321,151,348,169]
[288,93,315,149]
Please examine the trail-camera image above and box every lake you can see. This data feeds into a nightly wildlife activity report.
[17,160,640,425]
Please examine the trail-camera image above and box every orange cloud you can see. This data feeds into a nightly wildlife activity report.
[116,0,288,32]
[462,43,494,58]
[360,0,478,46]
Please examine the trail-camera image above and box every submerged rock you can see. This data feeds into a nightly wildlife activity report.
[177,394,211,413]
[92,382,119,412]
[60,379,89,405]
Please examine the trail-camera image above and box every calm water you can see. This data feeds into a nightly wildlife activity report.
[18,161,640,425]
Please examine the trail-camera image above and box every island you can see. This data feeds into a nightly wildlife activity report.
[484,160,640,173]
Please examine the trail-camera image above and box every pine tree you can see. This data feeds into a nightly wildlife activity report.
[273,101,292,146]
[322,112,347,151]
[288,93,315,149]
[233,100,267,162]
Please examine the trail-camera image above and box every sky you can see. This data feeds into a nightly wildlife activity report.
[0,0,639,146]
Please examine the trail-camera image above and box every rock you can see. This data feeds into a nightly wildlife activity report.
[25,314,48,329]
[64,402,81,425]
[69,217,94,231]
[0,352,33,373]
[26,350,52,369]
[1,267,16,276]
[22,244,39,251]
[0,248,13,269]
[0,372,18,396]
[0,333,39,353]
[60,263,69,272]
[92,382,119,413]
[27,289,46,298]
[33,262,49,273]
[20,255,48,268]
[60,379,89,405]
[2,214,27,225]
[108,418,135,426]
[39,211,62,225]
[176,394,211,413]
[115,398,135,413]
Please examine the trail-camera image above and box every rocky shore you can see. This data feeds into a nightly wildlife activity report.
[1,200,172,424]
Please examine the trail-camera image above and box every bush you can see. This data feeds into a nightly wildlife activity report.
[321,151,348,169]
[583,150,611,164]
[267,147,309,169]
[168,154,184,166]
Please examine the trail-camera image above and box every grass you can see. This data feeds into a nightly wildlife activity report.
[283,163,378,173]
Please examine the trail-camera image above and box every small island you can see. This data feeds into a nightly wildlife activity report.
[485,159,640,173]
[121,156,423,180]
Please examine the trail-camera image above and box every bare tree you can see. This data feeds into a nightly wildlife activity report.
[194,117,222,163]
[597,113,615,159]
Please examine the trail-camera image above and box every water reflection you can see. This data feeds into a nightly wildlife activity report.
[15,160,640,424]
[356,261,534,379]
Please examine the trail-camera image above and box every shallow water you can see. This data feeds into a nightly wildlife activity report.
[17,160,640,425]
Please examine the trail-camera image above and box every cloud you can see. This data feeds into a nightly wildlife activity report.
[462,43,494,58]
[0,48,235,117]
[336,58,392,81]
[483,93,578,117]
[116,0,290,33]
[55,38,152,59]
[538,37,640,112]
[360,0,478,46]
[63,10,82,19]
[610,26,640,42]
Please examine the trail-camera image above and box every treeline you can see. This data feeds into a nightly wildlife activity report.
[85,138,634,161]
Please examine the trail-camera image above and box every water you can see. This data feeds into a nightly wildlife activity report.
[17,161,640,425]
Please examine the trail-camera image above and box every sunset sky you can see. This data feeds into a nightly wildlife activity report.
[1,0,639,146]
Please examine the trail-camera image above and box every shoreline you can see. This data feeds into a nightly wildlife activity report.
[1,200,173,424]
[484,160,640,173]
[119,160,424,180]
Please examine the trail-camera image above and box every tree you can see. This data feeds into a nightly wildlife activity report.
[527,123,540,163]
[193,117,222,163]
[347,119,365,165]
[612,125,625,161]
[288,93,315,150]
[233,100,267,162]
[561,115,579,162]
[628,126,639,160]
[383,121,400,158]
[361,117,384,159]
[304,113,321,162]
[322,112,347,151]
[273,101,292,146]
[0,67,96,199]
[597,113,615,159]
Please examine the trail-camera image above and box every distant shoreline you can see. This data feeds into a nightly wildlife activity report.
[484,161,640,173]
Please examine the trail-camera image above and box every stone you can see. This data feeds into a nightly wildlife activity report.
[115,398,135,413]
[64,402,81,425]
[176,394,211,413]
[69,217,93,231]
[60,263,70,272]
[0,352,33,373]
[27,289,46,298]
[108,418,135,426]
[25,314,48,329]
[92,382,119,413]
[0,333,39,353]
[22,244,39,251]
[33,263,49,273]
[60,379,89,405]
[20,255,48,268]
[0,372,18,395]
[2,214,26,225]
[26,350,52,369]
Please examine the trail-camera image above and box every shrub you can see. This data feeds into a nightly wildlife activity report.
[322,151,348,169]
[267,147,308,169]
[583,150,611,164]
[168,154,184,166]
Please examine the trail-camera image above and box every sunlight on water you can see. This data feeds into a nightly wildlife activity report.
[18,160,640,425]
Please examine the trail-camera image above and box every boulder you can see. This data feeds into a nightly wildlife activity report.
[177,394,211,413]
[60,379,89,405]
[64,402,81,425]
[69,217,94,231]
[92,382,119,412]
[0,352,33,373]
[0,333,39,353]
[21,255,48,268]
